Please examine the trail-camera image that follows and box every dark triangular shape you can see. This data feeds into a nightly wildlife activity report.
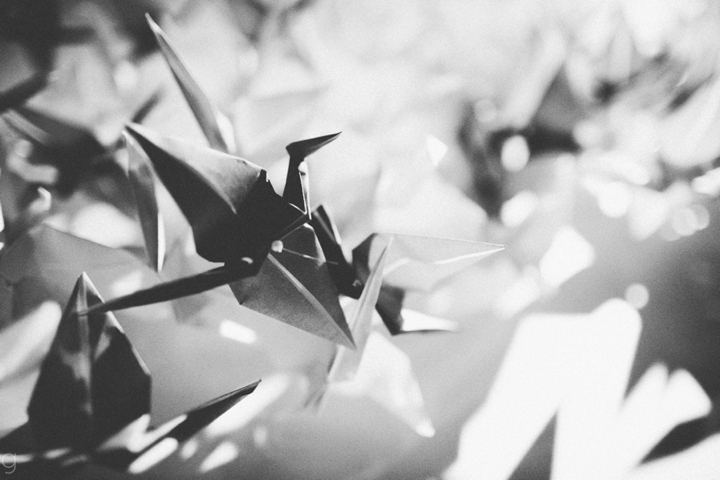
[27,274,150,451]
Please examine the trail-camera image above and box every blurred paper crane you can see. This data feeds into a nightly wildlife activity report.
[0,273,259,475]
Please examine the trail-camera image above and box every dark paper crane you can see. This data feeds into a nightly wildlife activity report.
[86,125,354,348]
[92,16,357,348]
[0,273,258,476]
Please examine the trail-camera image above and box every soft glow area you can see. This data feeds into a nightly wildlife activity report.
[501,135,530,172]
[199,441,240,473]
[98,414,151,452]
[691,168,720,196]
[446,300,643,480]
[110,270,146,298]
[219,320,258,345]
[400,308,459,332]
[0,302,61,383]
[180,438,199,460]
[539,226,595,288]
[626,434,720,480]
[622,0,705,57]
[205,375,295,437]
[68,203,140,248]
[625,283,650,310]
[253,425,269,448]
[579,151,651,186]
[597,181,633,218]
[627,188,670,240]
[332,333,435,437]
[132,414,187,453]
[446,300,713,480]
[156,213,166,271]
[671,204,710,236]
[493,269,541,319]
[501,190,539,228]
[44,448,71,460]
[128,438,179,474]
[426,135,449,167]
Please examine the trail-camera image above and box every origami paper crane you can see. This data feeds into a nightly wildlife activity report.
[87,125,354,347]
[1,107,105,193]
[95,20,356,348]
[0,273,259,475]
[311,205,503,336]
[0,92,160,194]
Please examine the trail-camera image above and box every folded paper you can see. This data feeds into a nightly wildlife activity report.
[0,274,259,474]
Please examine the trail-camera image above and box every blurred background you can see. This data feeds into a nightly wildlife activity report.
[2,0,720,478]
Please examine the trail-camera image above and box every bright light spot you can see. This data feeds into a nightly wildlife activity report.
[99,415,151,452]
[501,190,539,228]
[416,419,437,438]
[690,205,711,230]
[180,438,198,460]
[445,300,642,480]
[426,135,448,167]
[630,434,720,479]
[253,425,269,448]
[156,214,166,271]
[691,168,720,196]
[199,441,239,473]
[597,181,632,218]
[501,135,530,172]
[539,227,595,288]
[671,205,710,237]
[400,309,458,332]
[44,448,71,460]
[580,150,651,186]
[70,203,139,247]
[448,296,715,480]
[336,333,435,437]
[206,375,290,437]
[627,187,670,241]
[493,270,542,319]
[184,235,196,256]
[219,320,257,345]
[128,438,179,474]
[573,121,604,148]
[625,283,650,310]
[110,270,145,298]
[271,240,284,252]
[672,210,695,236]
[671,205,709,237]
[666,369,713,420]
